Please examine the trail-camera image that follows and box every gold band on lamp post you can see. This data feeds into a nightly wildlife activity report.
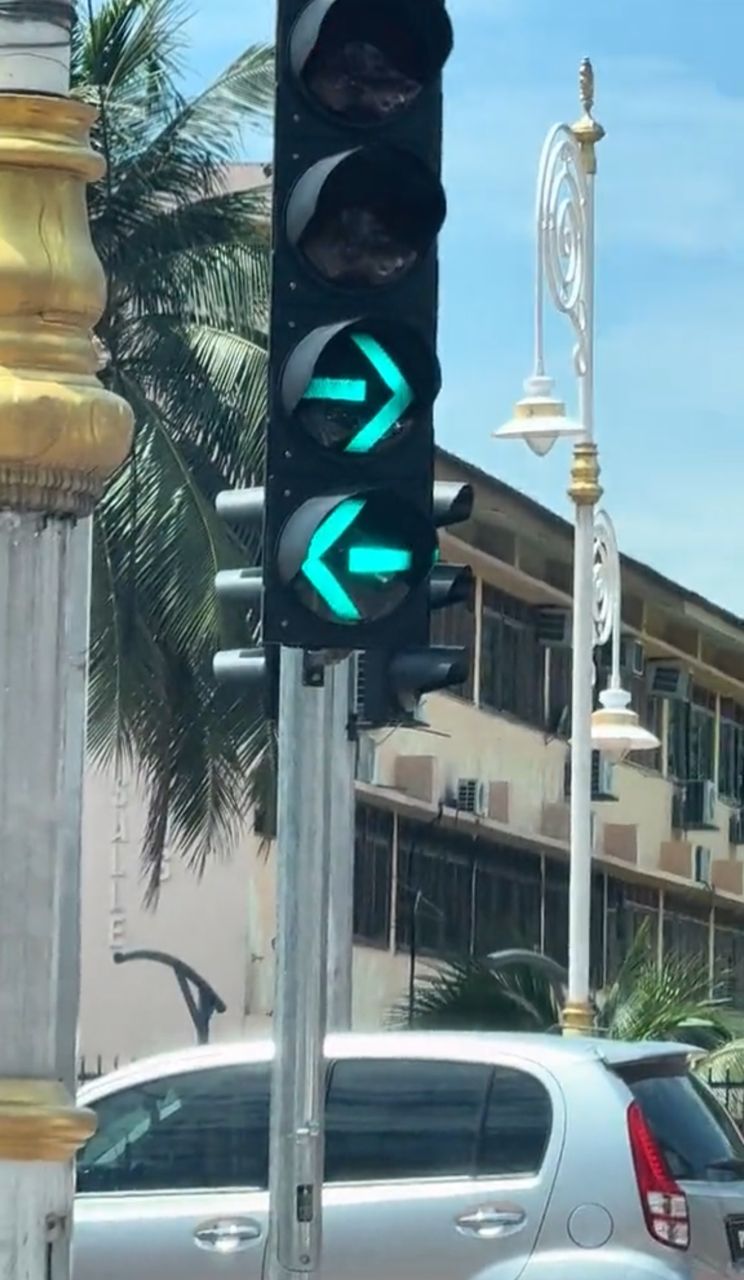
[0,94,133,515]
[0,1081,95,1163]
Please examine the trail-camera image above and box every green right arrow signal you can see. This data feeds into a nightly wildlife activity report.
[303,333,414,454]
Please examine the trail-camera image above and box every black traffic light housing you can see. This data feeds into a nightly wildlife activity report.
[263,0,453,650]
[212,488,280,722]
[359,482,475,727]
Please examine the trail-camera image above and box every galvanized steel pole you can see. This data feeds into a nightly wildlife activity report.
[325,658,356,1032]
[268,648,332,1280]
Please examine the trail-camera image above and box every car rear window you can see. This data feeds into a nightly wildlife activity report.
[617,1059,744,1183]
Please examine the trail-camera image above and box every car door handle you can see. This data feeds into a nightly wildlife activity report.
[194,1218,263,1253]
[456,1206,526,1239]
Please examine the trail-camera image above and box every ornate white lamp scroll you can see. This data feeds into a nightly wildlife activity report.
[591,510,661,760]
[493,102,591,454]
[494,59,605,1035]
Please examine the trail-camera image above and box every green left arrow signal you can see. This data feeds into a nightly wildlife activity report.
[302,333,413,454]
[300,499,415,622]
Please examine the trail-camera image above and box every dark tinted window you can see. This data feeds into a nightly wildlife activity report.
[620,1061,744,1183]
[325,1058,490,1182]
[479,1066,552,1176]
[77,1064,270,1193]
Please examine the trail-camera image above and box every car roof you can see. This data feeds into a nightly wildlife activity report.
[78,1030,694,1103]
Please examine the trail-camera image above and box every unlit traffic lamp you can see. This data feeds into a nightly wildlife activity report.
[263,0,453,651]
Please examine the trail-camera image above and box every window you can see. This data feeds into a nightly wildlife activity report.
[325,1058,490,1183]
[668,686,715,782]
[430,582,475,701]
[396,821,473,955]
[478,1066,552,1176]
[77,1065,270,1194]
[473,848,541,954]
[626,678,663,771]
[546,646,571,736]
[719,701,744,805]
[714,909,744,1009]
[663,892,710,969]
[605,879,659,984]
[619,1060,744,1183]
[479,587,544,727]
[543,859,569,968]
[354,803,393,946]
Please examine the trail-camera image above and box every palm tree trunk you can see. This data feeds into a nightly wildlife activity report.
[0,4,132,1276]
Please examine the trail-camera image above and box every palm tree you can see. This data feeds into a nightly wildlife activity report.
[395,922,732,1048]
[72,0,274,898]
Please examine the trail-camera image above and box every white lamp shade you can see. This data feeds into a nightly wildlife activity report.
[591,686,661,761]
[494,373,584,455]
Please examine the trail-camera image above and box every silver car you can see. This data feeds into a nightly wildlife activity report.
[74,1031,744,1279]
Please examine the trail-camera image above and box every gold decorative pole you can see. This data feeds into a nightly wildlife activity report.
[0,3,133,1275]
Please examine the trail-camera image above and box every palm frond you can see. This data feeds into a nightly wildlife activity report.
[393,957,562,1033]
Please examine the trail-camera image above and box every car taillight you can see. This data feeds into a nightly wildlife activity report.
[627,1101,689,1250]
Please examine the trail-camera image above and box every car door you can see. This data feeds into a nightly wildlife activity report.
[321,1054,564,1280]
[74,1061,270,1280]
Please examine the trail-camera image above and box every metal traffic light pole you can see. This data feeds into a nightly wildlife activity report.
[268,647,333,1280]
[325,657,356,1032]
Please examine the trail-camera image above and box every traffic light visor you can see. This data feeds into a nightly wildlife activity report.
[282,319,441,454]
[286,145,446,290]
[291,0,453,125]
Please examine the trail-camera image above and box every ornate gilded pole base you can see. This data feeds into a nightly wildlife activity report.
[0,1082,94,1163]
[0,94,132,514]
[561,1000,596,1036]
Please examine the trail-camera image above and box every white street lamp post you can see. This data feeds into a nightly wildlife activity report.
[495,62,656,1033]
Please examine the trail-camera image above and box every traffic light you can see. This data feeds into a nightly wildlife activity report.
[358,482,475,727]
[212,488,280,721]
[264,0,453,650]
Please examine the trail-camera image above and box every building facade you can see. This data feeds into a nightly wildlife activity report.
[79,449,744,1070]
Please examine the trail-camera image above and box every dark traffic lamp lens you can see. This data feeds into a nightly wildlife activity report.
[286,146,446,289]
[282,319,441,455]
[291,0,454,126]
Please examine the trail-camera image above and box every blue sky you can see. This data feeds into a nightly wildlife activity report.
[181,0,744,615]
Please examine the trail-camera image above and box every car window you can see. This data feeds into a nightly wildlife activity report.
[618,1060,744,1183]
[77,1063,270,1194]
[478,1064,553,1177]
[325,1057,490,1183]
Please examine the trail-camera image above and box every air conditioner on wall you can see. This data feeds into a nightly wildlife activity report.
[646,661,690,701]
[535,606,572,648]
[456,777,488,817]
[597,637,645,678]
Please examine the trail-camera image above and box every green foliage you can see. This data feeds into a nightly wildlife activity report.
[399,921,732,1048]
[75,0,274,898]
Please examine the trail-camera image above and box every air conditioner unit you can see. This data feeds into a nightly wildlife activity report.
[730,809,744,846]
[693,845,712,886]
[535,606,572,648]
[565,751,618,802]
[456,777,488,817]
[646,661,690,701]
[597,637,645,678]
[679,779,718,830]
